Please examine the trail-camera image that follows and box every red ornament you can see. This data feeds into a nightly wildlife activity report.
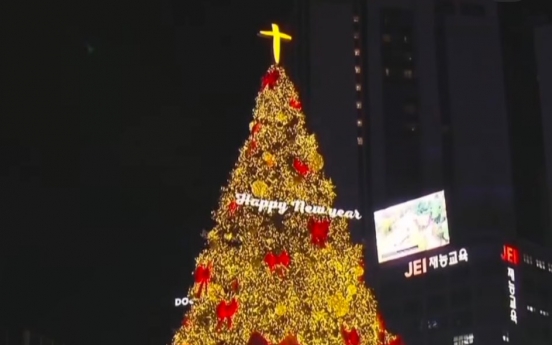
[231,278,240,293]
[290,98,302,110]
[262,70,280,89]
[182,317,191,328]
[229,200,238,215]
[194,263,212,297]
[293,158,310,177]
[248,140,258,156]
[248,332,269,345]
[264,250,291,277]
[377,314,386,343]
[308,218,330,247]
[216,298,238,331]
[252,122,262,135]
[341,326,360,345]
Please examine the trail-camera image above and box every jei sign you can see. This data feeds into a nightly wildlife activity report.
[404,248,468,278]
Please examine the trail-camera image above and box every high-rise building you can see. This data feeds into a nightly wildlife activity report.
[288,1,552,344]
[534,23,552,244]
[290,0,514,256]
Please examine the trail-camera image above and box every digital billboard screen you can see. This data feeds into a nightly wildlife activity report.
[374,190,450,263]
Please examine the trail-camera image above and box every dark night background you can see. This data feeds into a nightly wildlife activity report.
[0,1,551,345]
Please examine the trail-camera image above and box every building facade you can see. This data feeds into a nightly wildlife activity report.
[288,0,552,344]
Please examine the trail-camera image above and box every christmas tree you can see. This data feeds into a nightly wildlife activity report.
[172,24,403,345]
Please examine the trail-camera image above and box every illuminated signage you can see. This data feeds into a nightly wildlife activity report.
[375,191,450,263]
[507,267,517,324]
[405,248,468,278]
[502,245,518,324]
[235,193,362,219]
[502,245,519,265]
[174,298,194,307]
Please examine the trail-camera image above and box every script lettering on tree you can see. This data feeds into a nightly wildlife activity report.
[235,193,362,219]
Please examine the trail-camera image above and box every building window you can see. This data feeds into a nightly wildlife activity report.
[353,16,359,23]
[527,305,536,313]
[540,309,549,316]
[357,119,362,127]
[536,260,546,269]
[523,254,533,264]
[502,331,509,342]
[404,35,409,43]
[405,52,413,62]
[354,49,360,56]
[354,32,359,39]
[355,84,361,91]
[356,101,362,109]
[357,137,363,145]
[355,66,361,74]
[384,68,390,76]
[548,263,552,272]
[461,3,486,17]
[404,69,413,79]
[382,34,392,42]
[453,334,474,345]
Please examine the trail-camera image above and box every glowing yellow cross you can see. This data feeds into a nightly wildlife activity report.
[259,24,292,64]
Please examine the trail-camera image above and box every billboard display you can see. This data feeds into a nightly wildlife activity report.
[374,190,450,263]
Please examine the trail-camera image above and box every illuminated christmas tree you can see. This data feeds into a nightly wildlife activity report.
[172,24,403,345]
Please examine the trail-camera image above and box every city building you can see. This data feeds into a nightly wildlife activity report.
[288,0,552,344]
[534,23,552,243]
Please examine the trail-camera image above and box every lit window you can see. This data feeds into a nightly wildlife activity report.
[355,66,361,73]
[523,254,533,264]
[355,84,361,91]
[404,69,413,79]
[353,16,359,23]
[527,305,536,312]
[385,68,390,76]
[356,101,362,109]
[357,119,362,127]
[354,49,360,56]
[357,137,363,145]
[540,310,549,316]
[536,260,546,269]
[382,34,391,42]
[405,52,413,61]
[404,35,409,43]
[502,330,509,342]
[453,334,474,345]
[354,32,360,39]
[548,263,552,272]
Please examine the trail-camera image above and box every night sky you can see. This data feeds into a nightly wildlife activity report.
[2,1,292,344]
[1,1,551,345]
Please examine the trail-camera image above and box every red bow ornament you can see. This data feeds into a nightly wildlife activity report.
[228,200,238,215]
[194,263,212,297]
[290,98,302,110]
[247,332,269,345]
[293,158,310,177]
[216,298,239,331]
[341,326,360,345]
[264,251,291,277]
[262,70,280,89]
[308,218,330,247]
